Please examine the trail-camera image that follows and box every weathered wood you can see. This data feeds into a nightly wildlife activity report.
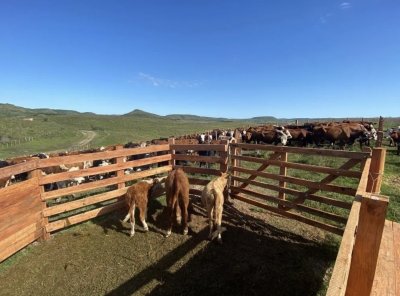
[171,144,226,152]
[355,158,371,197]
[232,186,347,224]
[233,166,357,196]
[189,188,203,196]
[41,165,172,200]
[231,154,362,178]
[394,221,400,296]
[173,165,221,177]
[37,144,171,168]
[231,194,344,235]
[345,194,388,296]
[0,160,37,179]
[231,176,352,209]
[231,143,370,159]
[326,201,361,296]
[188,178,210,186]
[172,154,223,164]
[278,152,287,203]
[43,188,128,217]
[0,211,43,243]
[115,145,125,190]
[46,201,125,233]
[238,152,281,189]
[39,154,171,185]
[371,220,395,296]
[0,222,42,256]
[366,148,386,194]
[0,226,42,263]
[168,138,175,166]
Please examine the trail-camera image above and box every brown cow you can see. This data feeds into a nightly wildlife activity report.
[201,173,229,243]
[122,179,156,237]
[390,131,400,155]
[165,168,190,237]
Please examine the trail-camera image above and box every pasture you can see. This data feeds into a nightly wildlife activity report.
[0,111,399,296]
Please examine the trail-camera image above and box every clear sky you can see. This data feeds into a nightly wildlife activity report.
[0,0,399,118]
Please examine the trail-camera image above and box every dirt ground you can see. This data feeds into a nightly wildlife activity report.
[0,195,339,296]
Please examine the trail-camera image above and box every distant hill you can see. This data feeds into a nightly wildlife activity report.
[0,103,87,117]
[123,109,161,118]
[165,114,234,121]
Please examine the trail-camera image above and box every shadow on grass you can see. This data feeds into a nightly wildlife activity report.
[98,194,336,296]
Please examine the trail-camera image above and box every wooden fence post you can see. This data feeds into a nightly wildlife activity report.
[345,194,388,296]
[375,116,384,148]
[366,148,386,194]
[278,151,288,208]
[28,158,50,241]
[168,138,175,167]
[115,145,125,189]
[220,140,228,174]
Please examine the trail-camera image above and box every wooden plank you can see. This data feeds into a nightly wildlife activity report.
[326,201,361,296]
[394,222,400,296]
[171,144,227,152]
[0,227,42,263]
[231,194,344,235]
[188,178,210,186]
[0,178,38,208]
[371,220,395,296]
[0,159,38,179]
[173,165,221,177]
[345,194,389,296]
[43,188,128,217]
[37,144,171,168]
[0,221,41,253]
[172,154,223,164]
[39,154,172,185]
[0,211,43,243]
[231,154,362,178]
[233,166,357,196]
[46,201,125,233]
[231,176,352,209]
[278,152,287,203]
[231,143,370,159]
[232,187,347,224]
[238,152,281,189]
[189,188,203,196]
[355,158,371,197]
[42,165,172,200]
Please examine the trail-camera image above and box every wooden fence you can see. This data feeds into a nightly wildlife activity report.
[0,142,390,295]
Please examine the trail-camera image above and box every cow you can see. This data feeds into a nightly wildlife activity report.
[122,179,157,237]
[165,168,190,237]
[201,172,229,244]
[390,131,400,155]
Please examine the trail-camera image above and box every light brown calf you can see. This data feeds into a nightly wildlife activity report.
[165,168,190,237]
[201,173,229,243]
[122,179,155,237]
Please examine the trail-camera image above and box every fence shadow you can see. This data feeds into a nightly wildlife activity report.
[101,194,336,296]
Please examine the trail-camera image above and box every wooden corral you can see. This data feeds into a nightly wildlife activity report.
[0,141,396,295]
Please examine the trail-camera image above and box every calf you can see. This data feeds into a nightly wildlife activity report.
[201,173,229,243]
[165,168,190,237]
[122,179,155,237]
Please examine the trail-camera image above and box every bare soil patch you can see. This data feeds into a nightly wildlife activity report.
[0,196,338,296]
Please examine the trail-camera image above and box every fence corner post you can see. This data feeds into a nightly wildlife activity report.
[168,138,175,167]
[345,194,388,296]
[366,147,386,193]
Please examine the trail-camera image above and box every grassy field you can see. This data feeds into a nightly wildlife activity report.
[0,107,399,295]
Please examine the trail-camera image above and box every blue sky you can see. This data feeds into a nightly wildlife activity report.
[0,0,399,118]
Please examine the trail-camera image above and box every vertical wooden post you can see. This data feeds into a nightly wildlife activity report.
[220,140,228,174]
[345,194,388,296]
[375,116,384,148]
[278,151,288,208]
[366,148,386,193]
[115,145,125,190]
[29,158,50,241]
[168,138,175,167]
[230,144,238,188]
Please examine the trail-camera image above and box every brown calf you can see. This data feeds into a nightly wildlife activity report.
[201,173,229,243]
[165,168,190,237]
[122,179,155,237]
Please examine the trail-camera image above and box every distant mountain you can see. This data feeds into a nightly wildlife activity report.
[165,114,233,121]
[249,116,278,123]
[123,109,161,118]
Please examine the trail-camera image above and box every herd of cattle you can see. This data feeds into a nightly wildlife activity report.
[1,120,399,190]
